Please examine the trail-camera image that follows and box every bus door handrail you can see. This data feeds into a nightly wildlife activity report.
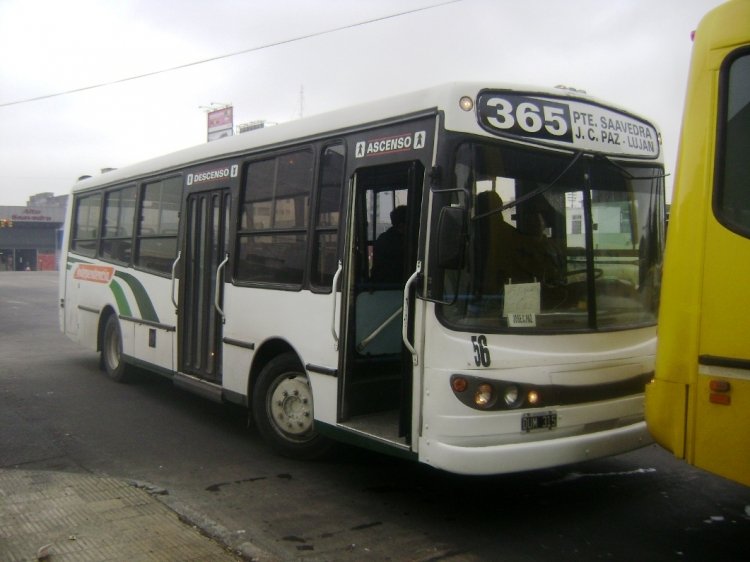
[402,260,421,366]
[357,306,403,353]
[331,260,342,350]
[214,253,229,323]
[170,251,181,311]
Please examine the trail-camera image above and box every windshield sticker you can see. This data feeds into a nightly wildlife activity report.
[477,92,659,158]
[504,281,541,327]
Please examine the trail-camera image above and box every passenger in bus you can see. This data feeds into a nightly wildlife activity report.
[518,211,566,286]
[371,205,407,284]
[475,190,523,294]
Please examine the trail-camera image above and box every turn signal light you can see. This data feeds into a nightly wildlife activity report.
[451,376,468,393]
[709,380,730,392]
[709,393,731,405]
[709,379,731,406]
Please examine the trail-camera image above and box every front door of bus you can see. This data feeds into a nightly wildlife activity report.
[340,161,423,445]
[179,188,230,383]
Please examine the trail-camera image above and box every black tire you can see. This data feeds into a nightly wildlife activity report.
[100,314,132,383]
[252,352,331,459]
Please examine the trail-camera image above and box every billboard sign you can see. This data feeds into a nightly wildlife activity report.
[207,107,234,142]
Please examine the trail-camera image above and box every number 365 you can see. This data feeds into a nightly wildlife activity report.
[485,97,568,137]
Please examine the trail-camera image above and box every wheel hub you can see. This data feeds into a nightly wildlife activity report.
[269,375,313,436]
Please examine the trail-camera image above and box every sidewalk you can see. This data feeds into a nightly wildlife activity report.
[0,469,248,561]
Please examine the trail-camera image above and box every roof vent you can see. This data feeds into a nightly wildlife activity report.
[554,85,587,94]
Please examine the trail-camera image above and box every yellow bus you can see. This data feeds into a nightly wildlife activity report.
[645,0,750,486]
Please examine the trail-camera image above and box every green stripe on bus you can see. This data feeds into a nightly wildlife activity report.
[114,271,159,323]
[109,279,132,317]
[66,256,90,270]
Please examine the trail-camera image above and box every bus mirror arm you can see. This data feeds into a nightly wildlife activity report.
[214,253,229,324]
[331,260,343,350]
[170,251,181,312]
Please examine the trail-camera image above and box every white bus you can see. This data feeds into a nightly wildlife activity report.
[60,82,665,475]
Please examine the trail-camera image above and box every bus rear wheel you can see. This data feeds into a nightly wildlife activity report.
[101,314,132,383]
[252,353,331,459]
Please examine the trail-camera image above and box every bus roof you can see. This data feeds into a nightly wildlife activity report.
[70,81,658,192]
[694,0,750,53]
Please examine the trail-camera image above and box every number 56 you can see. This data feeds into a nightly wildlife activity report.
[471,335,491,367]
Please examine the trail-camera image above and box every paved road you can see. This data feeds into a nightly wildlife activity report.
[2,272,749,561]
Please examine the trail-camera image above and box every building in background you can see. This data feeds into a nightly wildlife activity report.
[237,119,265,134]
[0,192,67,271]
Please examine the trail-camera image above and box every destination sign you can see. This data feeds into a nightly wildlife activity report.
[477,92,659,158]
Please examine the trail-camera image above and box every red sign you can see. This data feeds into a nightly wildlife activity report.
[74,264,115,283]
[208,107,233,142]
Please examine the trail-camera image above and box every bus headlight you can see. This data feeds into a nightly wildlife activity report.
[503,385,520,407]
[450,375,545,411]
[474,383,495,408]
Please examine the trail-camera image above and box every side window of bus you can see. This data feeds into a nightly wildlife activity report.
[71,193,102,257]
[135,176,181,275]
[237,149,313,286]
[100,186,136,264]
[311,143,345,288]
[716,50,750,236]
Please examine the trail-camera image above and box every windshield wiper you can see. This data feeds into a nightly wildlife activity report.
[472,151,583,222]
[596,154,670,181]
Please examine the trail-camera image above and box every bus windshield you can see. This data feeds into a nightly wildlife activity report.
[440,142,665,332]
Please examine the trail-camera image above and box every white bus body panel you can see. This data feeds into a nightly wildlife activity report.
[420,417,649,476]
[418,304,654,474]
[127,275,176,372]
[62,260,177,372]
[222,285,339,422]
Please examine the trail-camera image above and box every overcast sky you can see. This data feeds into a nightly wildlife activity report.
[0,0,725,206]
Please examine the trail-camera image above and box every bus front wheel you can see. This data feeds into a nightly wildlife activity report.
[101,314,132,383]
[252,353,331,459]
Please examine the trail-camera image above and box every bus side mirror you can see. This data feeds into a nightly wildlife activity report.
[437,206,466,270]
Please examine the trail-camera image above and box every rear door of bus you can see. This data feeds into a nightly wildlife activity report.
[177,162,238,385]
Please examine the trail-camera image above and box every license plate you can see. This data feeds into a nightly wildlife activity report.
[521,411,557,432]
